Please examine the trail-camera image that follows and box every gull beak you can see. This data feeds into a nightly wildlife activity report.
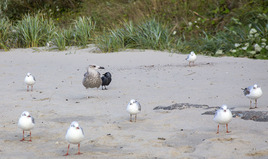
[76,127,80,129]
[27,115,31,117]
[99,66,105,69]
[224,110,226,112]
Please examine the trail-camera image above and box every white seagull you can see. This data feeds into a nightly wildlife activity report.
[185,51,197,67]
[127,99,141,122]
[24,72,36,91]
[213,105,232,134]
[242,84,263,109]
[64,121,85,156]
[18,111,35,141]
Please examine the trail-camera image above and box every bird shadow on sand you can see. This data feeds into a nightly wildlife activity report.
[153,103,268,122]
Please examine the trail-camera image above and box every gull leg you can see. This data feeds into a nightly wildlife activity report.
[75,144,82,155]
[27,86,29,92]
[216,125,219,134]
[226,124,230,133]
[255,99,258,108]
[249,100,254,109]
[64,144,70,156]
[130,114,132,122]
[20,130,25,141]
[135,115,137,122]
[31,85,33,91]
[29,131,32,142]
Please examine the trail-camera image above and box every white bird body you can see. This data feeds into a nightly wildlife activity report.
[127,99,141,122]
[65,122,84,144]
[186,51,197,66]
[213,105,232,134]
[18,111,35,141]
[64,121,84,156]
[244,84,262,99]
[24,73,36,91]
[214,105,232,124]
[242,84,263,109]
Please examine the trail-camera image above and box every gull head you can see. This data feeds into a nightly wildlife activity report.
[220,105,228,112]
[129,99,137,105]
[88,65,105,70]
[26,73,31,77]
[70,121,80,129]
[253,84,258,89]
[21,111,31,117]
[190,51,195,56]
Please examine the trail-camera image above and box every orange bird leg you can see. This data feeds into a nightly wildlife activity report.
[20,130,25,141]
[64,144,70,156]
[75,144,82,155]
[255,99,258,108]
[29,131,32,142]
[226,124,230,133]
[216,124,219,134]
[249,100,254,109]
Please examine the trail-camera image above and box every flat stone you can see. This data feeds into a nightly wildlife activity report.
[153,103,209,110]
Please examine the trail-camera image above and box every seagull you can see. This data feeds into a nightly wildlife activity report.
[185,51,197,67]
[101,72,112,90]
[64,121,85,156]
[213,105,232,134]
[18,111,35,141]
[24,73,36,91]
[127,99,141,122]
[82,65,104,90]
[242,84,263,109]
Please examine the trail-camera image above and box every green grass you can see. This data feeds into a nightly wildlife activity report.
[96,19,173,52]
[53,31,67,51]
[73,16,96,47]
[14,13,55,48]
[0,17,12,50]
[0,0,267,59]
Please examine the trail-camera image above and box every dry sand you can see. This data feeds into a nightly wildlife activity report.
[0,47,268,159]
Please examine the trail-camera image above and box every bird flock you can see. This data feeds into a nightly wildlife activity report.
[19,52,263,156]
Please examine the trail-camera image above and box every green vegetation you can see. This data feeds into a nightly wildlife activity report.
[0,0,267,59]
[15,13,55,48]
[97,19,172,52]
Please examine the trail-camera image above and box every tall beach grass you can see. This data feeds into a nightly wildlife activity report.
[0,17,12,50]
[14,14,55,48]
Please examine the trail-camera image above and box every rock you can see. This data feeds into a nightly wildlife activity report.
[153,103,209,110]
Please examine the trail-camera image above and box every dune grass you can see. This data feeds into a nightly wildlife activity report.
[0,1,267,59]
[73,17,96,47]
[0,17,12,50]
[14,13,55,48]
[96,19,173,52]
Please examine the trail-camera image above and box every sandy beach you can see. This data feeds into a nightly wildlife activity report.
[0,47,268,159]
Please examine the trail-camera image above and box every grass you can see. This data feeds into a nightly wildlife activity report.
[96,19,173,52]
[0,17,12,50]
[53,31,67,51]
[0,0,267,59]
[73,17,96,47]
[14,13,55,48]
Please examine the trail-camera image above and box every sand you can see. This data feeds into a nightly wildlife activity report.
[0,47,268,159]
